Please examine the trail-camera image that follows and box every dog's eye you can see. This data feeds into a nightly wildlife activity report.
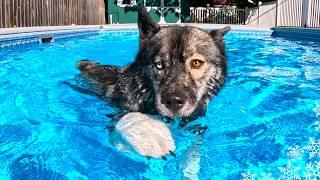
[190,59,204,69]
[154,61,164,70]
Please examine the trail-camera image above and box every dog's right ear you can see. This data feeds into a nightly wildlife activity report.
[137,5,160,41]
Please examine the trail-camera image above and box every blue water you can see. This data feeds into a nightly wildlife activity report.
[0,30,320,179]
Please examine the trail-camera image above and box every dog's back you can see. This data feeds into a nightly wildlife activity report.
[77,60,122,85]
[77,60,157,114]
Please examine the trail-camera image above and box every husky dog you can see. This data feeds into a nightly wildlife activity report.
[77,6,230,127]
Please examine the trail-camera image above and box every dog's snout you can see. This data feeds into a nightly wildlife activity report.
[161,91,186,111]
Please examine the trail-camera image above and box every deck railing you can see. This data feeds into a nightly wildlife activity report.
[190,0,320,27]
[190,7,248,25]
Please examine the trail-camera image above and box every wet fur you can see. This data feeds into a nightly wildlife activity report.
[77,6,230,126]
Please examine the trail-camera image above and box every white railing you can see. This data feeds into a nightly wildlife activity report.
[190,0,320,28]
[190,7,248,25]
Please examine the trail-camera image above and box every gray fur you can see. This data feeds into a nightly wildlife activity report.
[77,6,230,126]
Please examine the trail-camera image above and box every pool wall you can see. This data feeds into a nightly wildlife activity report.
[0,25,137,48]
[272,27,320,41]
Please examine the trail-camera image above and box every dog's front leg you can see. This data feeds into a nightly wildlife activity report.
[108,112,176,160]
[179,101,208,127]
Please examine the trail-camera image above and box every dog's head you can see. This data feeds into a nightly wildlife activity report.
[135,6,230,118]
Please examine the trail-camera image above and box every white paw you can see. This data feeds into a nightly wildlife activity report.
[115,112,176,159]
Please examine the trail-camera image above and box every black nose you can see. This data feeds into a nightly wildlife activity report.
[161,91,186,111]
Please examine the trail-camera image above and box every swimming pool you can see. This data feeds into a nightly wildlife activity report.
[0,28,319,179]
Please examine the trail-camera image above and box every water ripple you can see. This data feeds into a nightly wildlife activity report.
[0,31,319,178]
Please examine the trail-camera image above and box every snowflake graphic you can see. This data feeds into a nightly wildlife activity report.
[241,171,275,180]
[257,172,275,180]
[314,121,320,132]
[304,161,320,180]
[278,161,301,180]
[287,145,304,161]
[313,102,320,117]
[241,170,256,180]
[305,137,320,159]
[241,102,320,180]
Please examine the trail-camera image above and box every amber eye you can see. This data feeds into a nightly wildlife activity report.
[190,59,204,69]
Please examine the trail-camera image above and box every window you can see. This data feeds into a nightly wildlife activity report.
[117,0,137,7]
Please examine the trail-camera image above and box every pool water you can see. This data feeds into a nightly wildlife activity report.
[0,29,320,179]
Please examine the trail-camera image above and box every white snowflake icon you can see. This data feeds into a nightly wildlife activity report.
[305,137,320,159]
[241,170,256,180]
[278,161,301,180]
[304,161,320,180]
[287,145,304,161]
[313,102,320,117]
[257,172,275,180]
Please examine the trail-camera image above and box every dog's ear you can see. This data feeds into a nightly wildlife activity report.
[209,26,231,40]
[137,5,160,41]
[210,26,230,54]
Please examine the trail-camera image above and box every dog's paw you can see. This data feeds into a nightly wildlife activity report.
[116,112,176,159]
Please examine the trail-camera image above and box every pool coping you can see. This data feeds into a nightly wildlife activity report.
[0,24,272,41]
[2,24,320,44]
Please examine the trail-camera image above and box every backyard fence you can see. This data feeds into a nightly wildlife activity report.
[277,0,320,27]
[190,0,320,27]
[0,0,106,28]
[190,7,248,25]
[307,0,320,27]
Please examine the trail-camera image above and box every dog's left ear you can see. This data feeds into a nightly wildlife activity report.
[137,5,160,41]
[210,26,231,54]
[209,26,231,40]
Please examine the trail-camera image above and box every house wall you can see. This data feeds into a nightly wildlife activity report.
[107,0,190,24]
[259,2,276,27]
[245,8,259,26]
[246,2,277,27]
[107,0,140,24]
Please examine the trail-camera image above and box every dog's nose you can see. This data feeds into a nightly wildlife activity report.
[161,92,186,111]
